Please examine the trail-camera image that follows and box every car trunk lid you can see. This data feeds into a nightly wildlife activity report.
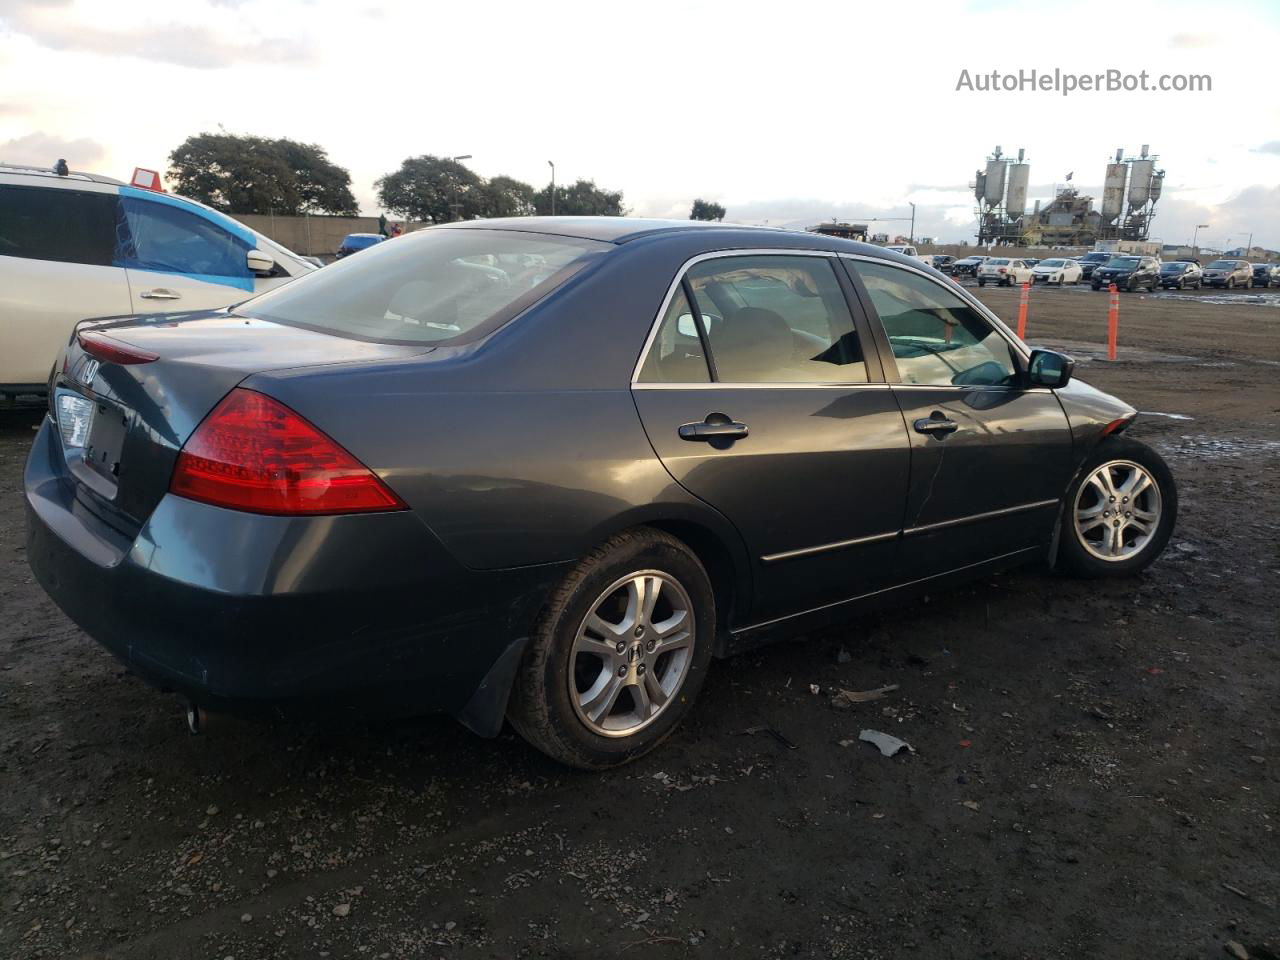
[52,311,429,536]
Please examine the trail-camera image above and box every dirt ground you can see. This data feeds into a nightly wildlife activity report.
[1,284,1277,960]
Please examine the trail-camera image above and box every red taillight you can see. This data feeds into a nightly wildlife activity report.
[169,388,406,516]
[77,331,159,365]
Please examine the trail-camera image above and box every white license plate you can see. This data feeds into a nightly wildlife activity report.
[56,393,94,449]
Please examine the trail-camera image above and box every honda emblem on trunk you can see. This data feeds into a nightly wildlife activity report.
[75,357,100,387]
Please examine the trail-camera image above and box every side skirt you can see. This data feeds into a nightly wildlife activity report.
[717,546,1042,658]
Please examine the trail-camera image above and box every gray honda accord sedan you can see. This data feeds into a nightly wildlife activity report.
[25,218,1176,768]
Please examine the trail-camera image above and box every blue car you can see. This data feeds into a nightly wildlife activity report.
[335,232,384,259]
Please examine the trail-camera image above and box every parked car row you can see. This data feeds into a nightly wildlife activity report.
[1253,263,1280,287]
[919,248,1280,294]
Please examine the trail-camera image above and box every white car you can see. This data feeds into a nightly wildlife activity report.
[0,163,316,398]
[1031,258,1083,285]
[976,257,1034,287]
[885,244,933,267]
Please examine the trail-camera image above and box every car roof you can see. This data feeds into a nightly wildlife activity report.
[424,217,947,272]
[437,216,789,245]
[0,162,125,186]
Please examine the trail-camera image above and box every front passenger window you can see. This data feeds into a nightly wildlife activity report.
[850,260,1019,387]
[117,197,249,280]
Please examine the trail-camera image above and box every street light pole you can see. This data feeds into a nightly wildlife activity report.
[449,154,472,222]
[547,160,556,216]
[1192,223,1209,251]
[908,202,916,244]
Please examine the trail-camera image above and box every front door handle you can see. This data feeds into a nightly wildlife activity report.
[679,413,749,442]
[913,414,958,437]
[139,288,181,300]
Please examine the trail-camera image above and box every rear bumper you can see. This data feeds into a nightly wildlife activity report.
[24,417,566,731]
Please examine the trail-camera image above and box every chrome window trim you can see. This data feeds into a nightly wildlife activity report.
[632,381,891,391]
[891,383,1053,395]
[629,248,852,387]
[629,247,1036,390]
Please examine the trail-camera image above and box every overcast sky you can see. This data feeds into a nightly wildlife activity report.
[2,0,1278,249]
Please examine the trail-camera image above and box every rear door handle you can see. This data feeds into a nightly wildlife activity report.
[139,288,181,300]
[679,413,749,442]
[913,415,958,437]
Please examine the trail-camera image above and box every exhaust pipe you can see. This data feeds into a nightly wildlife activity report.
[184,700,207,735]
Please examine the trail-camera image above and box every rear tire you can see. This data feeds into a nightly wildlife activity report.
[1057,436,1177,579]
[507,529,715,769]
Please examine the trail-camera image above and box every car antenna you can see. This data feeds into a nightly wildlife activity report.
[53,158,69,176]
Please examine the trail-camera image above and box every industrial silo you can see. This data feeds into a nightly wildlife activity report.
[983,158,1007,208]
[1102,153,1128,224]
[1128,159,1155,210]
[1006,162,1030,218]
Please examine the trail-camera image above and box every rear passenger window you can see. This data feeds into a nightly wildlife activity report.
[0,185,117,266]
[685,256,867,383]
[637,286,711,383]
[117,197,249,279]
[851,260,1018,387]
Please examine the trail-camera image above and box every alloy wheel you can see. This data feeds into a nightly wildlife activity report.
[1073,460,1163,561]
[569,570,695,737]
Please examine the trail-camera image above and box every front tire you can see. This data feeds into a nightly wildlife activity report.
[507,529,715,769]
[1057,437,1177,579]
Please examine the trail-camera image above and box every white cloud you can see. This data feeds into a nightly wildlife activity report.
[0,130,105,167]
[0,0,312,67]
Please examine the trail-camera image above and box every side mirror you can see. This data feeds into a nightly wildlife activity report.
[1027,348,1074,388]
[246,249,275,276]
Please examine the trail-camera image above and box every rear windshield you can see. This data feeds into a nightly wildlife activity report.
[1083,252,1110,261]
[237,228,610,344]
[989,259,1010,265]
[1105,257,1141,267]
[1160,263,1185,272]
[1206,260,1236,269]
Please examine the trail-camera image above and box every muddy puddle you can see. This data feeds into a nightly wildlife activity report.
[1157,433,1280,460]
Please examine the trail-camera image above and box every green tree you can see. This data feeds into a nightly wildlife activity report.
[375,155,485,224]
[166,133,357,215]
[534,178,625,216]
[690,198,725,221]
[480,175,537,217]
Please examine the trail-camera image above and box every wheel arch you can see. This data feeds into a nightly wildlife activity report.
[644,517,744,656]
[574,504,752,656]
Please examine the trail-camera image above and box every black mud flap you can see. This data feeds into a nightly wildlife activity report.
[454,637,529,738]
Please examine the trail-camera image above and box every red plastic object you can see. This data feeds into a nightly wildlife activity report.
[170,389,406,515]
[77,331,158,365]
